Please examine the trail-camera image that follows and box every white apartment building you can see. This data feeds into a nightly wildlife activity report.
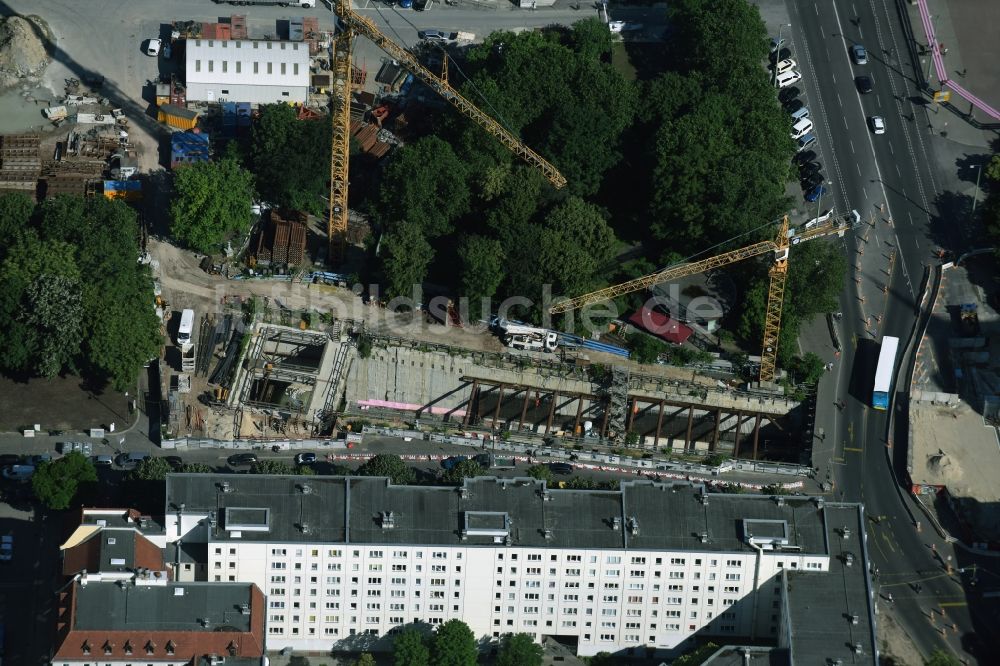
[163,475,877,662]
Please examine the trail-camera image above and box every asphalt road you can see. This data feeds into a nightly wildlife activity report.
[789,0,988,661]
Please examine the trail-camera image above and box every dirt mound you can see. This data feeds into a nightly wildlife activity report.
[0,15,52,88]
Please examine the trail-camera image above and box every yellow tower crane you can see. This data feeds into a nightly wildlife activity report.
[548,216,851,382]
[327,0,567,262]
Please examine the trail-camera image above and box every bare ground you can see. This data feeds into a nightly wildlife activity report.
[0,373,127,432]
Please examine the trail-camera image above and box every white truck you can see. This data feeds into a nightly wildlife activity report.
[177,308,195,348]
[494,318,558,352]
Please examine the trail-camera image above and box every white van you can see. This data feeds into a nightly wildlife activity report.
[790,118,814,139]
[177,308,195,347]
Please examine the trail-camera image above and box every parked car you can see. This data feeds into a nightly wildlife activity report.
[869,115,886,134]
[778,86,800,103]
[805,184,828,202]
[295,452,317,465]
[773,58,797,75]
[790,106,810,121]
[770,36,785,53]
[2,465,35,481]
[548,462,574,475]
[441,456,468,471]
[851,44,868,65]
[227,453,258,467]
[770,47,792,63]
[796,133,817,151]
[418,29,447,42]
[855,75,873,93]
[801,172,826,188]
[776,70,802,88]
[784,98,805,114]
[0,535,12,562]
[93,455,114,467]
[790,118,814,139]
[146,38,162,57]
[794,149,817,165]
[0,455,20,466]
[116,452,150,468]
[163,456,184,469]
[799,161,822,175]
[29,453,52,465]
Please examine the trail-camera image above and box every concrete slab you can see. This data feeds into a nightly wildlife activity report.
[911,403,1000,500]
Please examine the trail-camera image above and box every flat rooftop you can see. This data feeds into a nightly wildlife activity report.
[166,474,834,554]
[73,581,255,633]
[785,505,877,665]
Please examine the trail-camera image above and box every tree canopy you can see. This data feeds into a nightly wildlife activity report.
[392,628,431,666]
[440,459,486,485]
[251,104,333,214]
[129,457,173,481]
[497,633,543,666]
[32,452,97,510]
[170,156,256,252]
[431,619,478,666]
[0,195,160,390]
[358,454,416,485]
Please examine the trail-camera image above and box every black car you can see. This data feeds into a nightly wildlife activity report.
[801,172,825,188]
[0,454,20,466]
[784,98,804,114]
[163,456,183,469]
[81,72,105,88]
[798,161,822,175]
[778,86,800,103]
[227,453,258,467]
[855,75,873,93]
[295,452,317,465]
[794,149,817,165]
[548,462,574,475]
[770,47,792,63]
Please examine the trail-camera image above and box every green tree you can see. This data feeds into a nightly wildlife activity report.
[787,352,825,385]
[354,654,376,666]
[251,460,294,475]
[21,271,83,378]
[430,619,478,666]
[673,641,721,666]
[570,17,614,61]
[129,457,173,481]
[370,136,470,238]
[358,454,416,485]
[441,459,486,485]
[31,452,97,510]
[170,157,256,252]
[497,633,543,666]
[393,628,431,666]
[381,221,435,300]
[526,464,553,484]
[251,104,332,213]
[587,652,617,666]
[458,235,505,319]
[0,192,34,253]
[627,332,667,364]
[925,650,961,666]
[180,462,214,473]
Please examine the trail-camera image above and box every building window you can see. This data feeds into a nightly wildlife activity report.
[195,60,201,72]
[282,91,290,97]
[294,63,299,76]
[222,61,227,73]
[208,60,213,73]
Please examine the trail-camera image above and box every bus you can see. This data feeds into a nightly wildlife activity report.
[872,335,900,410]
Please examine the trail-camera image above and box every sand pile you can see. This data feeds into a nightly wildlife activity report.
[0,15,52,88]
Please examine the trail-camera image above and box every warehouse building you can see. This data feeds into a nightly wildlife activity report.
[185,38,310,105]
[162,474,878,662]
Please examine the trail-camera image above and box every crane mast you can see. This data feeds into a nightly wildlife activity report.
[328,26,354,263]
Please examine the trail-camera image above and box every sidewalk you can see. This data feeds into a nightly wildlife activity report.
[902,0,998,147]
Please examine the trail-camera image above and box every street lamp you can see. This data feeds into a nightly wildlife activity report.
[971,162,985,221]
[774,24,791,87]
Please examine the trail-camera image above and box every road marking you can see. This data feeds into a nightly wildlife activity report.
[815,4,820,16]
[844,117,850,130]
[877,95,881,108]
[881,531,896,553]
[940,602,968,608]
[862,186,868,199]
[837,93,843,107]
[857,163,862,177]
[895,164,901,177]
[914,237,920,249]
[832,72,837,84]
[845,447,864,452]
[850,140,856,154]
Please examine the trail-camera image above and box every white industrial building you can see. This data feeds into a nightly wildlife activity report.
[160,474,878,662]
[184,38,310,105]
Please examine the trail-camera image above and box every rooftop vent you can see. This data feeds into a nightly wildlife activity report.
[219,482,232,493]
[853,643,863,655]
[201,617,212,629]
[850,614,859,625]
[699,532,710,543]
[543,529,553,540]
[380,511,396,529]
[240,603,251,615]
[540,489,553,501]
[611,516,622,531]
[174,587,185,596]
[138,517,149,528]
[774,496,786,507]
[844,553,855,567]
[627,517,640,536]
[459,486,470,499]
[298,483,312,495]
[814,497,825,509]
[699,492,709,506]
[299,522,312,535]
[841,526,852,540]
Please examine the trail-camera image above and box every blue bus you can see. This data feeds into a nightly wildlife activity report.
[872,336,900,410]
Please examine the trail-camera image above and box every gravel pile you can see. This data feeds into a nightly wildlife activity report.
[0,15,52,88]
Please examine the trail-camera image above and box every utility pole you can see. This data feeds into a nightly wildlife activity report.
[971,162,984,221]
[774,23,791,87]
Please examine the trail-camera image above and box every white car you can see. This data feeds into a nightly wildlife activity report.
[790,118,814,139]
[146,38,162,57]
[774,58,797,75]
[776,70,802,88]
[608,21,625,33]
[869,115,886,134]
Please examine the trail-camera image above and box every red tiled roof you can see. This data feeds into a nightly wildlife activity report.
[628,306,694,345]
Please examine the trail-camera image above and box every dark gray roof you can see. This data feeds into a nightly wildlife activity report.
[785,505,878,665]
[98,529,138,570]
[165,475,833,553]
[703,646,787,665]
[73,581,255,633]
